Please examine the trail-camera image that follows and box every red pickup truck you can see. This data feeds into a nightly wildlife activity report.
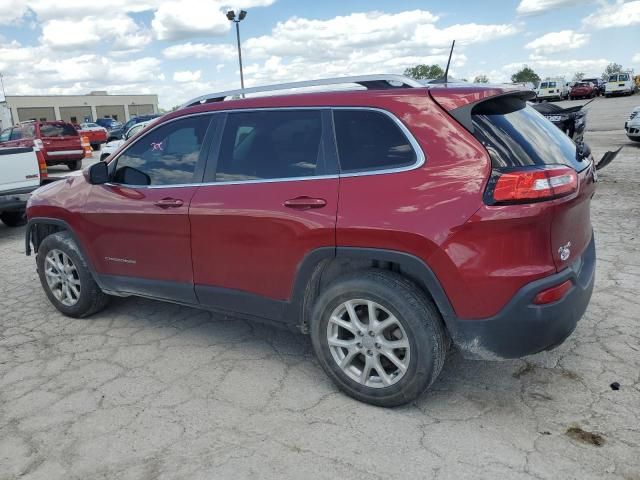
[0,121,84,170]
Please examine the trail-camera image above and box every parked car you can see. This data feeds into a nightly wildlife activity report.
[100,120,153,161]
[535,77,568,101]
[625,105,640,142]
[0,145,47,227]
[583,77,604,95]
[77,123,108,150]
[25,75,598,407]
[531,101,588,142]
[569,82,598,100]
[605,72,635,97]
[95,118,123,131]
[0,121,84,170]
[107,115,160,142]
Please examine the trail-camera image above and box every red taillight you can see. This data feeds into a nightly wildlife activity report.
[533,279,572,305]
[34,143,48,180]
[490,166,578,204]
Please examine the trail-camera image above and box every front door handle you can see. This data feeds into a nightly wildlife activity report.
[153,198,184,209]
[283,197,327,210]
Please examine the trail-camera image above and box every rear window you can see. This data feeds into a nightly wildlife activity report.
[619,74,629,81]
[608,74,618,82]
[540,82,548,88]
[40,123,78,137]
[471,96,585,172]
[548,82,557,88]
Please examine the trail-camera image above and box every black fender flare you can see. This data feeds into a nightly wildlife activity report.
[286,246,458,334]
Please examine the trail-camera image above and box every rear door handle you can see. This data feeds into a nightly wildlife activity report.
[153,198,184,209]
[283,197,327,210]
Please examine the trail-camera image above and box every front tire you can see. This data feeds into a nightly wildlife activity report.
[0,210,27,227]
[67,159,82,171]
[310,270,447,407]
[36,231,109,318]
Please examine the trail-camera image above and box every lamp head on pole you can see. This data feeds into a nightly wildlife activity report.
[226,10,235,21]
[226,9,247,22]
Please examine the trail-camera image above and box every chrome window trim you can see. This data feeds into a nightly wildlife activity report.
[106,107,425,189]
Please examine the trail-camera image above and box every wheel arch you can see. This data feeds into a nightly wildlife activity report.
[288,247,457,335]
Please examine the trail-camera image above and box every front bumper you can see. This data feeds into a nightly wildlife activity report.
[449,234,595,360]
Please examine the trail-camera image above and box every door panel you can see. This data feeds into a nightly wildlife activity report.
[189,108,338,312]
[81,114,216,303]
[190,179,338,302]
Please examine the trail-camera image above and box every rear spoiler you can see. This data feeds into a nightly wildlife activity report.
[433,90,536,133]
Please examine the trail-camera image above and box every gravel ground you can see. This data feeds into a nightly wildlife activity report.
[1,94,639,480]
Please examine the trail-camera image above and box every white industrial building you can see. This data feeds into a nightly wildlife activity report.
[1,91,159,128]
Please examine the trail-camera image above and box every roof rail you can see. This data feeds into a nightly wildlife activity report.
[180,74,424,109]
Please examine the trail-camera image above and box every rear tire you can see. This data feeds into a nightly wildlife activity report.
[36,231,110,318]
[310,270,447,407]
[0,211,27,227]
[67,160,82,171]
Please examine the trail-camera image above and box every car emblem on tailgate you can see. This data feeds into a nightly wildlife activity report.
[558,242,571,262]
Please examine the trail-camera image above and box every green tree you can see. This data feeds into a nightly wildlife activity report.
[404,64,445,80]
[572,72,585,81]
[510,65,540,84]
[473,74,489,83]
[602,62,623,80]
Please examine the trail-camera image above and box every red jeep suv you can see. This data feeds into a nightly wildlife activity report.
[0,120,84,170]
[25,75,597,406]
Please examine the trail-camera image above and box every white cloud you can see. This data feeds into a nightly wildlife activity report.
[240,10,515,87]
[40,15,152,52]
[517,0,593,15]
[173,70,202,82]
[0,0,28,25]
[582,1,640,29]
[525,30,590,55]
[633,52,640,63]
[151,0,275,40]
[163,42,236,60]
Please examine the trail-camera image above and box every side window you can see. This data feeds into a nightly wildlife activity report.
[216,110,323,181]
[113,115,211,186]
[9,127,23,140]
[333,110,417,173]
[22,124,35,139]
[0,129,10,142]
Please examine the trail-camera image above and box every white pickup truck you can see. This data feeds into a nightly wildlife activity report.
[0,146,47,227]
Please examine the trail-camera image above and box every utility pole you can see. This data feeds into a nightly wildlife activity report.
[0,72,14,126]
[226,10,247,95]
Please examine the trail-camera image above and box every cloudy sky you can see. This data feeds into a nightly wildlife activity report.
[0,0,639,109]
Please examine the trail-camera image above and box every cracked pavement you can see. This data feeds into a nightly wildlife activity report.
[1,95,639,479]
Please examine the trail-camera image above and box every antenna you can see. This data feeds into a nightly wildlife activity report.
[443,40,455,83]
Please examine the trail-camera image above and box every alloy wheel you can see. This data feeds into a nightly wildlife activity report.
[326,299,410,388]
[44,249,81,307]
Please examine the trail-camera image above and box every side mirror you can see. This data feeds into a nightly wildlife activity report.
[88,161,109,184]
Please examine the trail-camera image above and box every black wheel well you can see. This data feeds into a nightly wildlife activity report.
[27,221,67,255]
[298,254,449,334]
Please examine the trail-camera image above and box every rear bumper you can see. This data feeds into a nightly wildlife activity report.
[0,186,36,211]
[449,233,595,360]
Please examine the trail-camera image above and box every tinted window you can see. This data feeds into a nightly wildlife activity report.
[9,128,23,140]
[608,75,618,82]
[619,74,629,81]
[0,129,10,142]
[472,96,584,171]
[333,110,416,173]
[40,123,78,137]
[216,110,323,181]
[114,116,211,186]
[22,124,35,139]
[540,82,548,88]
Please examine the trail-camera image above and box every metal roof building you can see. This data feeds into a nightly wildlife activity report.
[3,91,159,125]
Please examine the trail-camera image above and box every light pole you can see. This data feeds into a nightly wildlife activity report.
[226,9,247,93]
